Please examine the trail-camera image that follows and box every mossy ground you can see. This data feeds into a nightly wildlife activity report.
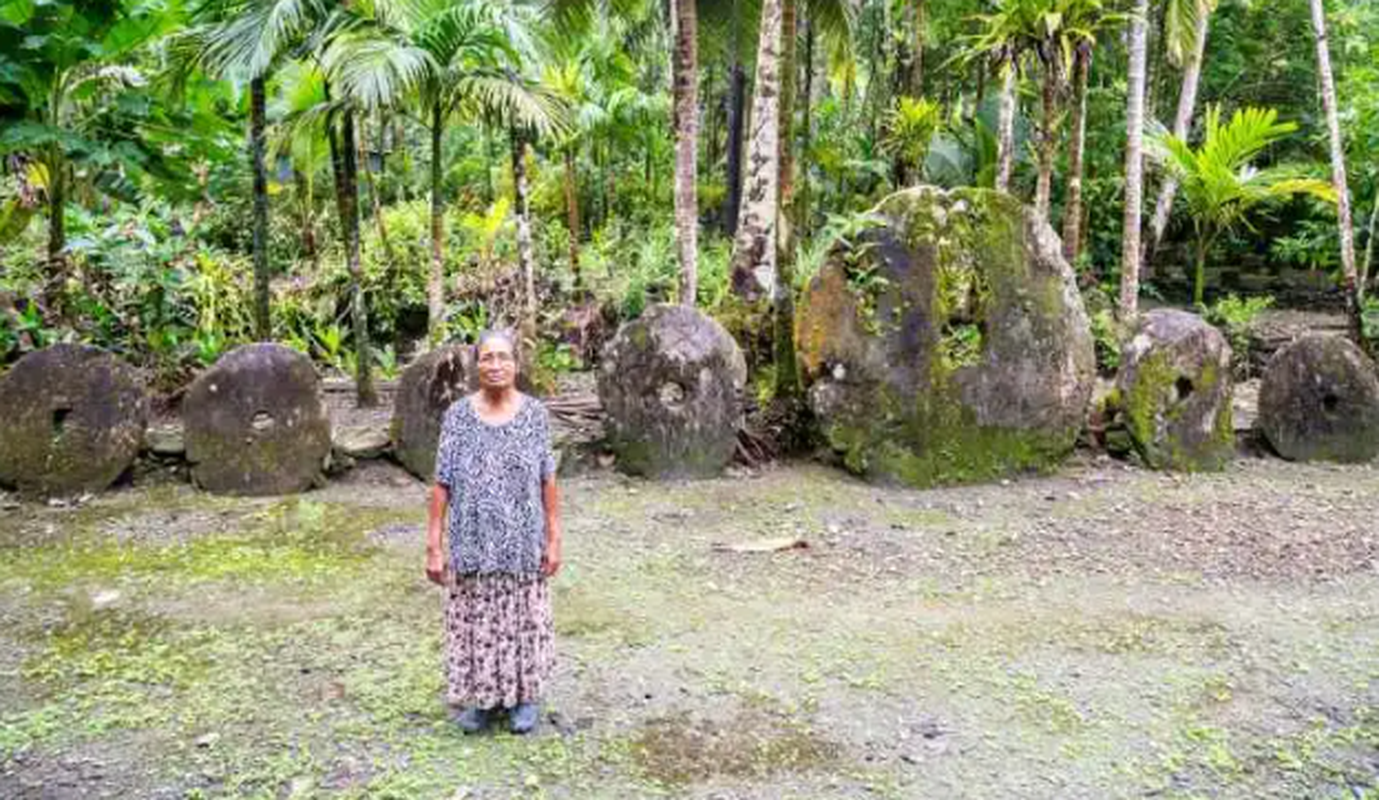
[2,458,1378,798]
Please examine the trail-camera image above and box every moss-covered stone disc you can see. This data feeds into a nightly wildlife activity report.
[0,344,147,497]
[795,186,1095,486]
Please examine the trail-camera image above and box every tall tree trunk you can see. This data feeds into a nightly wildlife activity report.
[774,0,799,398]
[1363,191,1379,291]
[910,0,926,96]
[672,0,699,307]
[564,147,582,293]
[427,99,446,343]
[511,127,537,340]
[995,64,1016,193]
[1146,11,1211,262]
[1308,0,1362,337]
[330,105,377,408]
[1034,68,1057,219]
[1062,46,1091,264]
[359,115,395,267]
[800,17,815,242]
[45,141,64,310]
[1120,0,1149,320]
[724,58,747,235]
[728,0,783,300]
[295,169,318,270]
[250,76,271,340]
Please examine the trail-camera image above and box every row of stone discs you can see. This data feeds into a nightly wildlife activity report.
[386,307,748,482]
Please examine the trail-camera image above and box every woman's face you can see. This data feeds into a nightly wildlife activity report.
[476,337,518,390]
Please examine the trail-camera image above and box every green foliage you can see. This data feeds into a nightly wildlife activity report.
[1148,105,1335,304]
[881,96,943,177]
[1090,308,1122,373]
[1203,293,1274,378]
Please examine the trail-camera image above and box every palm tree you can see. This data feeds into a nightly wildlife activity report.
[326,0,563,344]
[672,0,699,306]
[1307,0,1361,338]
[197,0,329,341]
[960,0,1043,198]
[1119,0,1148,319]
[1147,105,1336,306]
[1145,0,1219,262]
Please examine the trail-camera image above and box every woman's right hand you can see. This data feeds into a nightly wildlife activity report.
[425,548,447,586]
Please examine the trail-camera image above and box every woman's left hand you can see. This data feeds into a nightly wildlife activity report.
[542,537,562,577]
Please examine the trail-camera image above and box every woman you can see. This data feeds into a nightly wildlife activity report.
[426,329,562,734]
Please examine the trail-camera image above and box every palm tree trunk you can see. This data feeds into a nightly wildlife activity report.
[724,57,747,235]
[359,116,395,268]
[1034,68,1057,219]
[510,127,536,340]
[1363,191,1379,291]
[800,16,815,242]
[1308,0,1362,336]
[672,0,699,307]
[910,0,926,96]
[728,0,783,300]
[774,0,800,399]
[249,76,271,341]
[995,64,1016,193]
[1062,46,1090,263]
[428,99,445,344]
[331,105,377,408]
[295,169,318,269]
[1146,11,1210,263]
[1119,0,1149,320]
[46,142,65,300]
[564,147,582,293]
[1193,236,1208,306]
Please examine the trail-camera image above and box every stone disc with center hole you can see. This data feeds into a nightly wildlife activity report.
[1117,309,1234,471]
[1257,334,1379,462]
[183,343,332,495]
[0,344,147,496]
[598,304,747,478]
[796,186,1095,486]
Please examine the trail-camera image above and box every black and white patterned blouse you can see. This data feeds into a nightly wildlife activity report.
[435,394,557,576]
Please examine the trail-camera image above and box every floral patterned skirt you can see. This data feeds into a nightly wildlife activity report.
[443,573,554,710]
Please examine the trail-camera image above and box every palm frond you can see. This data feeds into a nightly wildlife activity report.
[450,71,572,139]
[322,31,434,110]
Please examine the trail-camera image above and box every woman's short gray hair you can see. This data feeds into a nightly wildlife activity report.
[476,328,517,351]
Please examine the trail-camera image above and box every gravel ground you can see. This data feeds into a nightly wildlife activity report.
[0,454,1376,799]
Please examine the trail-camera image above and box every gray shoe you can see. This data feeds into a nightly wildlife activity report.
[454,707,490,734]
[508,703,540,734]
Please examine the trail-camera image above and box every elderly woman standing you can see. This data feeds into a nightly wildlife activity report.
[425,330,562,734]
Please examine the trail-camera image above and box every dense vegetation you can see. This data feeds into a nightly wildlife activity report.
[1,0,1376,403]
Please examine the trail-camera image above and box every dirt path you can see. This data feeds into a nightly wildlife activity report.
[1,456,1376,798]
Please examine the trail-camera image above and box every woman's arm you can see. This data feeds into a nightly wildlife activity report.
[541,476,562,577]
[426,484,449,584]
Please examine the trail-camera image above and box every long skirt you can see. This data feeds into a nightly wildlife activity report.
[444,573,554,710]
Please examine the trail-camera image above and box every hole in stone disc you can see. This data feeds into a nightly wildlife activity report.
[659,382,687,408]
[52,407,73,437]
[1173,377,1194,404]
[1322,393,1340,412]
[251,411,276,432]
